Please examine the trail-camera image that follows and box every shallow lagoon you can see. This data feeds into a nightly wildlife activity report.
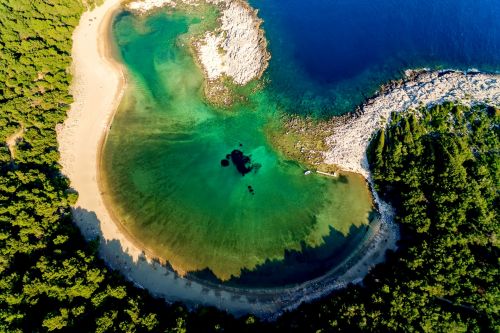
[103,0,500,288]
[103,10,375,286]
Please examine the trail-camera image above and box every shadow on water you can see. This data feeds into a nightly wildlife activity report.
[188,214,376,288]
[74,205,379,290]
[71,206,392,317]
[337,174,349,184]
[72,208,181,287]
[73,207,243,314]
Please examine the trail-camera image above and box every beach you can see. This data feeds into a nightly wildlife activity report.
[57,0,134,261]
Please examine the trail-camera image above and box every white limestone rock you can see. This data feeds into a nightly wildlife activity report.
[127,0,177,13]
[324,71,500,178]
[196,1,269,85]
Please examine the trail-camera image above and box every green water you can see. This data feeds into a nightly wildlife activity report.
[103,9,374,284]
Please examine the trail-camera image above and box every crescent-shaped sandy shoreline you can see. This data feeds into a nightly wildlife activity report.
[57,0,500,318]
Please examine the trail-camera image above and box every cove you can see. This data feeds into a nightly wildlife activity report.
[102,9,375,286]
[250,0,500,116]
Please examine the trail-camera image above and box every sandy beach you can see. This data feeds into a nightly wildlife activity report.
[57,0,499,319]
[57,0,135,260]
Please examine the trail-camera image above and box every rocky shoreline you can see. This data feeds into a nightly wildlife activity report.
[272,70,500,304]
[126,0,269,105]
[310,70,499,262]
[196,0,269,85]
[127,0,177,12]
[324,69,500,177]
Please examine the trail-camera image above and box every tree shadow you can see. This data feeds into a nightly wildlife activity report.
[70,206,394,318]
[189,222,372,288]
[72,207,185,291]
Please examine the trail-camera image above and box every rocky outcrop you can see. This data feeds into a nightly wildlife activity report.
[126,0,269,86]
[127,0,177,13]
[324,70,500,178]
[196,0,269,85]
[319,70,499,279]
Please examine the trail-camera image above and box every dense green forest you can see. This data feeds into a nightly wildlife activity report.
[274,103,499,332]
[0,0,498,332]
[0,1,240,332]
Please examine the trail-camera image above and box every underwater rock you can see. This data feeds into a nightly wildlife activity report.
[247,185,255,195]
[229,149,252,175]
[221,148,257,176]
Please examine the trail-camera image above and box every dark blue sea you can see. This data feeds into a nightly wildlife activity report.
[250,0,500,116]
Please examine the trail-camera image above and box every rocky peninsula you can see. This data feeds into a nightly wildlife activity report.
[287,70,500,258]
[324,70,500,177]
[127,0,177,12]
[196,0,269,85]
[127,0,270,105]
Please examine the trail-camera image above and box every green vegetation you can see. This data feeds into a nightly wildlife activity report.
[0,0,497,331]
[274,103,499,331]
[0,1,240,332]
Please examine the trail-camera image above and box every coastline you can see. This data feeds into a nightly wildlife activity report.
[326,70,499,263]
[127,0,270,106]
[58,0,133,253]
[324,69,500,178]
[57,0,499,319]
[56,0,146,267]
[58,0,398,318]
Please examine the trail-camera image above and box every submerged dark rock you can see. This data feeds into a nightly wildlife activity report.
[229,149,252,175]
[220,148,258,176]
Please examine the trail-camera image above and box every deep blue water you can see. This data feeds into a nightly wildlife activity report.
[250,0,500,116]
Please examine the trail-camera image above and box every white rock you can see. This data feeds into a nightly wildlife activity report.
[197,1,268,85]
[324,71,500,178]
[127,0,177,13]
[127,0,268,85]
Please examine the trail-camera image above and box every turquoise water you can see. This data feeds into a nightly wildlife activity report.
[251,0,500,116]
[104,0,500,288]
[104,10,374,286]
